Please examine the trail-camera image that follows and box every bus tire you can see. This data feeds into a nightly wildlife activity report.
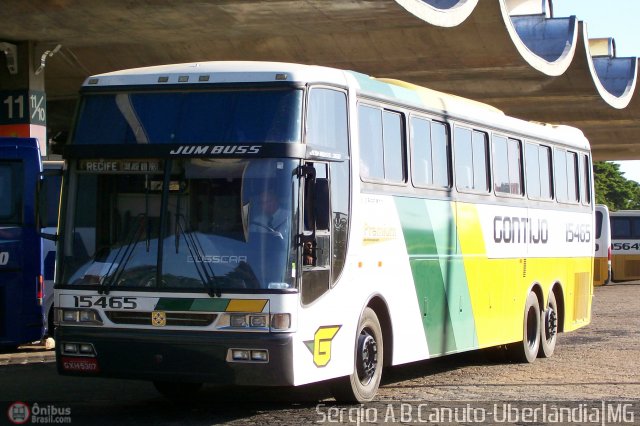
[539,291,558,358]
[510,291,540,363]
[330,307,383,403]
[153,381,203,400]
[47,306,55,339]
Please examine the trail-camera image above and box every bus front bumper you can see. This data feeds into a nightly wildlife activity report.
[55,326,294,386]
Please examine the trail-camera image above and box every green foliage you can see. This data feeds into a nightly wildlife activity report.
[593,162,640,211]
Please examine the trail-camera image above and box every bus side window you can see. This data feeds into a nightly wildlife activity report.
[493,135,523,195]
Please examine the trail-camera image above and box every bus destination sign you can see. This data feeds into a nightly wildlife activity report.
[78,160,163,173]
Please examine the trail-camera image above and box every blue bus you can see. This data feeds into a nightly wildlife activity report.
[0,137,61,349]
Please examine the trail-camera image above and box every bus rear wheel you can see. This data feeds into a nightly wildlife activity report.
[330,307,383,403]
[510,291,540,363]
[538,291,558,358]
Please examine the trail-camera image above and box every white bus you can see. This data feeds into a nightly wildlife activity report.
[610,210,640,282]
[54,62,593,402]
[593,204,611,286]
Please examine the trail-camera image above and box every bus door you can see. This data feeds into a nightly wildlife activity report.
[299,162,331,305]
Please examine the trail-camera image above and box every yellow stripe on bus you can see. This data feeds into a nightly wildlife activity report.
[455,203,593,345]
[225,299,269,313]
[455,203,498,348]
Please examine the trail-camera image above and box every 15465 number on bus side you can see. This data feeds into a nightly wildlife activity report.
[566,223,591,243]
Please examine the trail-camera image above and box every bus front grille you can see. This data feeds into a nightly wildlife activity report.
[106,311,217,327]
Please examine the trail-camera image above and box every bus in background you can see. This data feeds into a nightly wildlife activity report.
[54,62,593,402]
[593,204,611,286]
[0,138,61,349]
[610,210,640,282]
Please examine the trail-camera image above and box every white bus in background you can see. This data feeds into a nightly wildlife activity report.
[593,204,611,286]
[610,210,640,282]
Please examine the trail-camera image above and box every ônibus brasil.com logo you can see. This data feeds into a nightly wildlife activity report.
[7,401,72,424]
[6,402,30,424]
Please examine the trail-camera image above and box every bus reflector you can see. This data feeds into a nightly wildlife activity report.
[37,275,44,306]
[61,357,100,373]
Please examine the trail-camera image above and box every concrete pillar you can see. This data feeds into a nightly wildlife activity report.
[0,41,48,155]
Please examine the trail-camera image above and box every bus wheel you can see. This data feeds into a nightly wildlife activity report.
[153,381,203,400]
[47,307,56,339]
[330,307,383,403]
[510,291,540,363]
[539,291,558,358]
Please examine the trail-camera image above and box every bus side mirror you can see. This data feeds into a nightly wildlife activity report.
[36,169,62,242]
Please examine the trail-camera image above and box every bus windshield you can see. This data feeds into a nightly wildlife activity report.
[73,89,303,145]
[61,158,299,292]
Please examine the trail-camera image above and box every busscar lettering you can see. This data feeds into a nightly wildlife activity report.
[187,255,248,264]
[169,145,261,155]
[493,216,548,244]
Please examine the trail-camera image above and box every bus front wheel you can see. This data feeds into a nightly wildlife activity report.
[510,291,540,363]
[330,307,383,403]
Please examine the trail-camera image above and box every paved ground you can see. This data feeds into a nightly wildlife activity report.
[0,339,54,367]
[1,282,638,425]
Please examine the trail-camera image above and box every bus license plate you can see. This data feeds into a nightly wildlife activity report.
[61,357,100,373]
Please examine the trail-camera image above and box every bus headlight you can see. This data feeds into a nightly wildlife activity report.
[229,314,248,328]
[227,348,269,363]
[61,342,97,356]
[249,315,267,328]
[57,308,103,325]
[218,313,289,331]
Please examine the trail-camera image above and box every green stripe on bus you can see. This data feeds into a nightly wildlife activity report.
[430,202,477,352]
[395,198,479,355]
[395,197,457,355]
[155,298,230,312]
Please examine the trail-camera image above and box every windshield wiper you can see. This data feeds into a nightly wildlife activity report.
[175,214,221,297]
[100,213,147,295]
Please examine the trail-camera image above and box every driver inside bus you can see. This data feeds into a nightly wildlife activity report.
[250,191,288,239]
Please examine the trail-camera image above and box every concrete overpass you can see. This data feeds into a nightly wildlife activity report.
[0,0,638,160]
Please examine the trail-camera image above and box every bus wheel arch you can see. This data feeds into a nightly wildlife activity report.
[367,296,393,367]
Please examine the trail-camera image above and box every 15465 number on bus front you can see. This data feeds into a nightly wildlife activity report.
[73,295,138,309]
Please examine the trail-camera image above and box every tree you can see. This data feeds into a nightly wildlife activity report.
[593,161,640,211]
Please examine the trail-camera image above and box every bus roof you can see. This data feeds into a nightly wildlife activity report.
[83,61,589,152]
[83,61,350,88]
[610,210,640,216]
